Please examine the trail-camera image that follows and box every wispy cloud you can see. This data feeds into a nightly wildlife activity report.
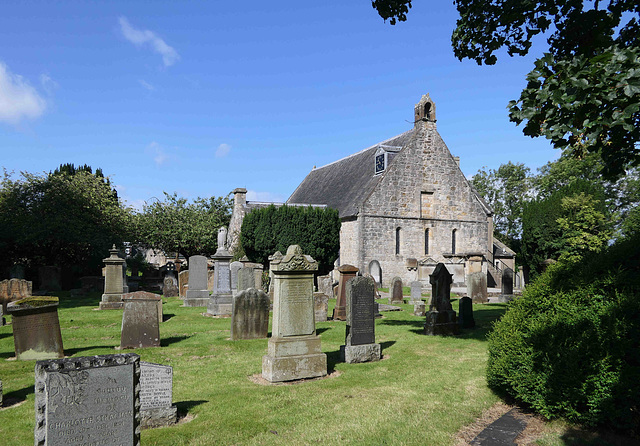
[0,62,47,125]
[138,79,155,91]
[39,73,59,94]
[118,17,179,67]
[146,141,169,166]
[215,143,231,158]
[246,190,285,203]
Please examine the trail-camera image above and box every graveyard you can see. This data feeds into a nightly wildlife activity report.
[0,287,511,445]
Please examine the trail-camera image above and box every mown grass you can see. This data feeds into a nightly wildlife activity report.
[0,292,509,445]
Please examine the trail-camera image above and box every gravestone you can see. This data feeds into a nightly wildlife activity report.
[0,278,32,313]
[230,261,243,293]
[502,267,514,296]
[410,281,422,303]
[183,255,209,307]
[389,277,404,304]
[10,263,25,279]
[413,301,426,317]
[467,271,488,304]
[7,296,64,360]
[236,267,256,293]
[458,296,475,328]
[424,263,459,335]
[267,251,283,302]
[100,245,125,310]
[207,227,233,316]
[38,266,62,292]
[140,362,177,428]
[178,270,189,298]
[340,276,380,363]
[314,292,328,322]
[34,353,140,446]
[368,260,382,286]
[262,245,327,382]
[162,262,179,298]
[0,305,4,326]
[121,292,161,349]
[123,291,163,325]
[252,264,264,290]
[230,288,270,340]
[0,378,2,406]
[333,264,358,321]
[207,269,215,292]
[317,274,334,298]
[122,265,129,294]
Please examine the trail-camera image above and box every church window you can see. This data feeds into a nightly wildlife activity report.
[421,191,434,218]
[375,153,385,174]
[424,229,429,255]
[451,229,457,254]
[396,227,401,255]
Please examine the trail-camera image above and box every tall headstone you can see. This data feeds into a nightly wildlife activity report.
[262,245,327,382]
[35,354,140,446]
[230,261,243,293]
[236,267,256,293]
[410,281,422,303]
[230,288,270,340]
[178,270,189,298]
[183,255,209,307]
[340,276,380,363]
[467,271,488,304]
[424,263,459,336]
[162,262,179,298]
[333,264,359,321]
[314,292,328,322]
[38,266,62,292]
[207,227,233,316]
[7,296,64,360]
[389,277,404,304]
[502,267,514,296]
[140,362,177,428]
[100,245,125,310]
[368,260,382,286]
[121,293,161,349]
[458,296,475,328]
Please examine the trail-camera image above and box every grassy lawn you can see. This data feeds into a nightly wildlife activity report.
[2,292,507,445]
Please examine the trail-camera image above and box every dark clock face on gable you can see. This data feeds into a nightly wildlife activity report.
[375,154,385,173]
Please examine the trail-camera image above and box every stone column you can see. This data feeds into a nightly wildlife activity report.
[262,245,327,382]
[207,227,233,316]
[100,245,125,310]
[332,264,359,321]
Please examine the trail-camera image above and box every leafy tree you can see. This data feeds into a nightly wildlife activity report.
[240,205,340,275]
[134,192,232,260]
[372,1,640,178]
[0,167,131,275]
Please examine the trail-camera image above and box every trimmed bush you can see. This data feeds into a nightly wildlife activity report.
[487,234,640,435]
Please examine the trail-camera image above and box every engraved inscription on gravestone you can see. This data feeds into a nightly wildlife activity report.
[34,354,140,446]
[348,284,375,346]
[280,278,314,337]
[140,362,172,409]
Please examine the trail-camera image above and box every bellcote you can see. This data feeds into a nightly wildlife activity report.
[414,94,436,125]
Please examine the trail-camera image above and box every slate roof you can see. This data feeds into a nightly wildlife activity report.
[287,130,415,218]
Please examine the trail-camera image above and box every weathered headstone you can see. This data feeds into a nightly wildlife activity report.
[340,276,380,363]
[207,228,233,316]
[123,291,163,325]
[38,266,62,292]
[458,296,475,328]
[333,264,359,321]
[410,281,422,303]
[314,292,328,322]
[207,269,215,292]
[267,251,283,302]
[0,278,32,313]
[100,245,125,310]
[389,277,404,304]
[183,255,209,307]
[7,296,64,360]
[262,245,327,382]
[467,271,488,304]
[230,288,270,340]
[502,267,514,296]
[140,361,177,428]
[178,270,189,298]
[0,304,5,326]
[368,260,382,286]
[34,353,140,446]
[230,261,243,293]
[236,266,256,293]
[121,292,161,349]
[413,301,426,317]
[424,263,459,335]
[162,262,179,298]
[317,274,334,298]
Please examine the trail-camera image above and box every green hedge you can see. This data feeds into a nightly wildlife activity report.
[487,234,640,435]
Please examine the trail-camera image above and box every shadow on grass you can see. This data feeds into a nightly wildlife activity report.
[379,319,423,328]
[175,400,208,417]
[380,340,395,353]
[0,332,12,340]
[57,293,102,309]
[160,335,190,347]
[316,327,332,336]
[65,345,116,356]
[162,313,175,322]
[326,349,341,373]
[2,385,33,407]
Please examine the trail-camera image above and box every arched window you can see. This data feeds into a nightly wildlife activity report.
[451,229,457,254]
[395,227,401,255]
[424,228,429,255]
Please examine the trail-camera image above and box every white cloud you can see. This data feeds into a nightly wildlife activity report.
[146,141,169,166]
[0,62,47,125]
[246,190,285,203]
[215,143,231,158]
[118,17,180,67]
[39,74,59,94]
[138,79,155,91]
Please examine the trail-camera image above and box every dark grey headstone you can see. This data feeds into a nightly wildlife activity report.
[346,277,375,346]
[162,274,179,298]
[230,288,270,340]
[34,354,140,446]
[458,296,475,328]
[467,271,488,304]
[389,277,403,304]
[502,267,514,295]
[140,362,177,428]
[425,263,459,336]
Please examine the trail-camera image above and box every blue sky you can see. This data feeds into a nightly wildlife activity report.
[0,1,557,209]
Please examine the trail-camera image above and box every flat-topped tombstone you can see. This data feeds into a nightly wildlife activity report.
[230,288,270,340]
[314,292,328,322]
[389,277,403,304]
[140,362,177,428]
[178,270,189,298]
[123,291,163,324]
[183,255,209,307]
[236,267,256,293]
[7,296,64,360]
[458,296,475,329]
[121,293,161,349]
[230,261,243,292]
[410,281,422,303]
[333,265,359,321]
[100,245,125,310]
[341,276,380,363]
[262,245,327,382]
[424,263,459,336]
[35,353,140,446]
[502,267,514,295]
[467,271,488,304]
